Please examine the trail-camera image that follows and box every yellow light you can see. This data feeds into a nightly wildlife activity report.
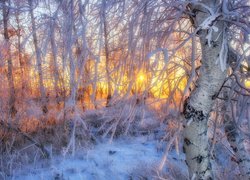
[138,74,145,81]
[245,78,250,88]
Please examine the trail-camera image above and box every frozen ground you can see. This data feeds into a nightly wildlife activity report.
[2,105,240,180]
[10,134,186,180]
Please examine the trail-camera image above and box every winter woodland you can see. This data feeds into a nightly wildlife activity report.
[0,0,250,179]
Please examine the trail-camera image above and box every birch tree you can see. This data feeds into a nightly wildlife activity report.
[182,2,226,179]
[180,1,250,179]
[138,0,250,179]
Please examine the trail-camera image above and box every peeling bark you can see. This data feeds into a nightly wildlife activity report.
[183,1,227,179]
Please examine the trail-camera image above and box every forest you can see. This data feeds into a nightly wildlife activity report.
[0,0,250,179]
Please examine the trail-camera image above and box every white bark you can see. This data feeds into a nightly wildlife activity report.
[183,1,227,179]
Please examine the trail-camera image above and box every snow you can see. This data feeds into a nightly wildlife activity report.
[11,135,185,180]
[2,105,240,180]
[2,115,242,180]
[146,48,169,64]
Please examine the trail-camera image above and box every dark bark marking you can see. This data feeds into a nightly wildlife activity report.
[211,94,217,100]
[183,146,186,153]
[192,155,204,164]
[232,146,238,153]
[183,100,207,122]
[197,155,203,164]
[184,138,192,146]
[197,29,202,35]
[211,41,218,48]
[199,164,213,178]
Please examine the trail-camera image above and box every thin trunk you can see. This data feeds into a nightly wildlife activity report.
[141,0,150,104]
[28,0,48,113]
[102,0,112,107]
[223,90,250,179]
[49,19,60,104]
[66,0,77,109]
[15,7,26,98]
[224,111,250,179]
[183,1,227,179]
[2,0,17,117]
[76,0,88,111]
[92,59,98,109]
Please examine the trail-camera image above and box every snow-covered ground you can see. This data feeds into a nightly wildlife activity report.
[10,134,186,180]
[1,105,241,180]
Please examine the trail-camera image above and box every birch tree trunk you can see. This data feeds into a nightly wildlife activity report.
[28,0,48,113]
[183,1,227,179]
[2,0,17,117]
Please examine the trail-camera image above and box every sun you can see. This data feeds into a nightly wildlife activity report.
[138,74,145,81]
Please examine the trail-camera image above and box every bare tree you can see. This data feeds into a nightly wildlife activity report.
[2,0,17,117]
[101,0,112,107]
[180,1,250,179]
[28,0,48,113]
[14,0,27,97]
[135,0,250,179]
[48,13,60,105]
[182,2,227,179]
